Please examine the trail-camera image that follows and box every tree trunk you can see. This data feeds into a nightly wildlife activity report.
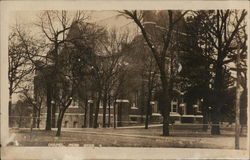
[19,115,22,128]
[83,97,88,128]
[240,89,247,137]
[9,93,13,127]
[32,107,37,128]
[163,92,171,136]
[56,111,65,136]
[211,14,224,134]
[56,114,63,136]
[145,92,152,129]
[163,112,170,136]
[159,88,171,136]
[158,58,172,136]
[94,91,101,128]
[51,102,56,128]
[102,92,108,128]
[37,109,41,128]
[211,107,221,135]
[201,101,208,131]
[211,60,223,135]
[140,82,145,123]
[89,101,94,128]
[108,95,111,127]
[45,82,52,130]
[202,112,208,131]
[113,101,116,128]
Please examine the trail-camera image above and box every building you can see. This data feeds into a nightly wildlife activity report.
[32,20,203,129]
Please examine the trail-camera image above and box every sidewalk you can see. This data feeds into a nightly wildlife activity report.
[117,124,162,129]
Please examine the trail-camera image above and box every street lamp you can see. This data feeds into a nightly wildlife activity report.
[208,106,212,127]
[88,99,94,128]
[51,100,55,128]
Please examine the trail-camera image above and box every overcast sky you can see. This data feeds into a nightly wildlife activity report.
[9,10,138,37]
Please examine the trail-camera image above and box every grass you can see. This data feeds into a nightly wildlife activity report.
[9,125,247,149]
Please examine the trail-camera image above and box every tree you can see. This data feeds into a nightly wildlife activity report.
[178,15,213,131]
[129,35,159,129]
[20,84,44,128]
[120,10,188,136]
[76,77,90,128]
[36,11,88,131]
[194,10,247,135]
[67,22,107,128]
[12,99,33,128]
[8,26,37,126]
[52,15,109,134]
[97,28,130,127]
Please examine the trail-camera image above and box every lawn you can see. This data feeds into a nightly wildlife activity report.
[9,125,247,149]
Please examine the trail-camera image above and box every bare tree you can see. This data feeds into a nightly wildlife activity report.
[20,84,44,128]
[144,58,158,129]
[12,99,33,128]
[129,35,160,128]
[120,10,188,136]
[8,25,40,126]
[96,28,130,127]
[67,22,107,128]
[35,10,88,131]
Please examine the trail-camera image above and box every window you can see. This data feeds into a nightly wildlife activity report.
[171,98,178,112]
[130,117,137,121]
[99,100,103,108]
[152,103,158,113]
[73,121,78,128]
[172,104,178,112]
[193,104,199,114]
[64,121,68,127]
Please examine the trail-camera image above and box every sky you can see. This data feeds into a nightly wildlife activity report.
[9,10,138,38]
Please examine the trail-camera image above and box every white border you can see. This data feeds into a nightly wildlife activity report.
[1,1,250,10]
[1,1,250,159]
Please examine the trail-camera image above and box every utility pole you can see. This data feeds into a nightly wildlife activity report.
[235,50,242,149]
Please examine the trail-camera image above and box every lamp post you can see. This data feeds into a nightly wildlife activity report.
[51,100,55,128]
[88,99,94,128]
[208,106,212,128]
